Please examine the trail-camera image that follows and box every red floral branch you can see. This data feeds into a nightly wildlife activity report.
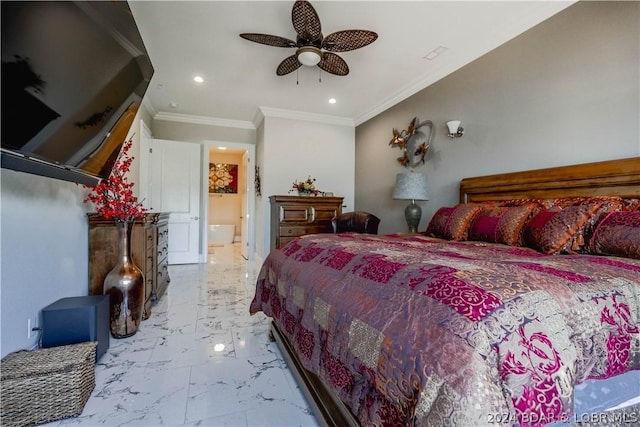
[83,137,148,222]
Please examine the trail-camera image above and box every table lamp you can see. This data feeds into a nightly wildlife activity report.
[392,172,429,233]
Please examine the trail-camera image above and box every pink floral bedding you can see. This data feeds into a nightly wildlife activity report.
[250,233,640,426]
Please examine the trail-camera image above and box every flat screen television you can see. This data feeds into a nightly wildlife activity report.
[1,0,154,186]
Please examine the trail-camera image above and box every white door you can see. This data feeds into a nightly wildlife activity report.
[150,138,201,264]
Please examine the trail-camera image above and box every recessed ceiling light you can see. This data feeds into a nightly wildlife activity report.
[193,75,204,83]
[328,98,337,104]
[218,146,227,150]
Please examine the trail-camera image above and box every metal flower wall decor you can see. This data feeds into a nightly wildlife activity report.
[389,117,434,168]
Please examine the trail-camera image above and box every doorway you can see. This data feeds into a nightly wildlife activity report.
[202,141,256,261]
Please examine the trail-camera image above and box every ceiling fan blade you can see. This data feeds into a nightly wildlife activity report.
[291,1,321,43]
[239,33,297,48]
[318,52,349,76]
[276,55,302,76]
[322,30,378,52]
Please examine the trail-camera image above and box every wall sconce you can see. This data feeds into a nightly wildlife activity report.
[446,120,464,138]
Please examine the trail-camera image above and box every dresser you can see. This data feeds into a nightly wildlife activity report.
[154,213,170,303]
[88,212,171,319]
[269,195,344,250]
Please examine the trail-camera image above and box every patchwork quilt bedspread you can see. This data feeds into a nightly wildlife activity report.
[249,233,640,426]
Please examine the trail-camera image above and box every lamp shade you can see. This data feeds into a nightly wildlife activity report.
[392,172,429,201]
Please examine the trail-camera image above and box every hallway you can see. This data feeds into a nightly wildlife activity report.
[50,244,318,426]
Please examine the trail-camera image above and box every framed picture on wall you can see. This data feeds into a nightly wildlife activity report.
[209,163,238,193]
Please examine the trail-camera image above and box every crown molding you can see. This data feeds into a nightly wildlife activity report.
[353,60,456,126]
[153,111,255,130]
[259,107,355,128]
[253,108,265,129]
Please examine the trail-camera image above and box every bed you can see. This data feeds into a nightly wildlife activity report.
[250,157,640,427]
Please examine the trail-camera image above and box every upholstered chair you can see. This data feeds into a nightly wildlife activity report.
[331,211,381,234]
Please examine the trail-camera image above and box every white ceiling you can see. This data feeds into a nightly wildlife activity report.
[129,1,575,127]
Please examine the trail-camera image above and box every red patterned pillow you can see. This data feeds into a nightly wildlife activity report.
[622,198,640,212]
[590,211,640,259]
[523,199,622,254]
[468,204,539,246]
[425,204,483,240]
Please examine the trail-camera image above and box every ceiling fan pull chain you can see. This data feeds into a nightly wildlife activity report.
[319,68,322,83]
[296,69,299,85]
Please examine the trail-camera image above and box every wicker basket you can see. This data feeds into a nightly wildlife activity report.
[0,341,97,427]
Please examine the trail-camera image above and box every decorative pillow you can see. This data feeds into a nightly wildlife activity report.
[590,211,640,259]
[425,206,454,238]
[468,207,504,242]
[622,198,640,212]
[468,204,539,246]
[547,196,623,209]
[493,198,548,209]
[523,198,623,254]
[425,204,483,240]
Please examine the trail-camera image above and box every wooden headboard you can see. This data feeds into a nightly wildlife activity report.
[460,157,640,203]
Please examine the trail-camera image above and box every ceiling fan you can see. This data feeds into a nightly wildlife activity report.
[240,0,377,77]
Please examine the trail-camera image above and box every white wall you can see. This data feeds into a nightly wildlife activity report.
[0,170,90,357]
[258,114,355,258]
[255,121,266,258]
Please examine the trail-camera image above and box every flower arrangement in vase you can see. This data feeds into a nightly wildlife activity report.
[289,176,322,196]
[84,137,148,338]
[84,137,148,222]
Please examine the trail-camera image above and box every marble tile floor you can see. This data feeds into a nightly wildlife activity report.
[45,244,319,427]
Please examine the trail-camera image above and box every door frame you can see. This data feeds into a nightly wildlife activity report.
[202,140,256,262]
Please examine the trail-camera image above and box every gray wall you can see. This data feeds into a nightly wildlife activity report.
[355,1,639,235]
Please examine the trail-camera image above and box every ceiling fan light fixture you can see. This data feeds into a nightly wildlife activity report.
[296,46,321,66]
[240,1,377,77]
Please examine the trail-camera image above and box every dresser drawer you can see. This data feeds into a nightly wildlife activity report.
[312,205,339,223]
[279,205,310,223]
[156,224,169,245]
[157,260,169,284]
[279,226,308,238]
[155,258,170,300]
[279,237,298,247]
[156,241,169,260]
[145,227,154,251]
[280,225,333,239]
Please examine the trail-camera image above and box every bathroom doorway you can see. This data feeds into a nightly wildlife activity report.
[202,141,256,261]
